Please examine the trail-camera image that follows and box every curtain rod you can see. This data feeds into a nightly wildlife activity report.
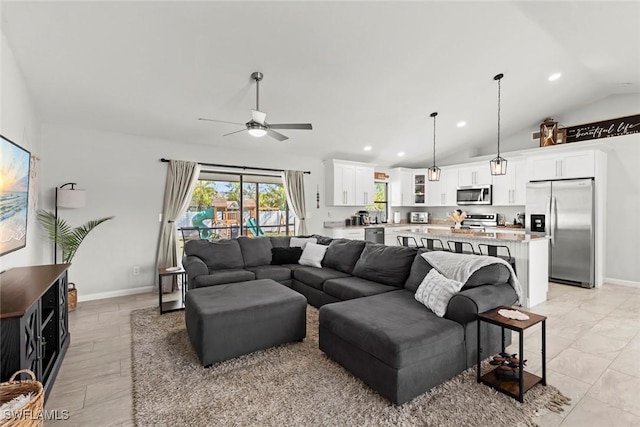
[160,158,310,174]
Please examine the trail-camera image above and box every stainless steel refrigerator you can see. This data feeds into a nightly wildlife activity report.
[525,178,595,288]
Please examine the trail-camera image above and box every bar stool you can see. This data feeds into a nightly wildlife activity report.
[447,241,477,255]
[397,236,422,247]
[478,243,516,273]
[420,237,448,251]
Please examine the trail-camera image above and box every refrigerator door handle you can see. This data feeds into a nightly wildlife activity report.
[550,196,557,247]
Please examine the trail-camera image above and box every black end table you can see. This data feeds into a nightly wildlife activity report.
[476,306,547,402]
[158,268,187,314]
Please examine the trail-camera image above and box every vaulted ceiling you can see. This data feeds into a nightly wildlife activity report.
[2,1,638,167]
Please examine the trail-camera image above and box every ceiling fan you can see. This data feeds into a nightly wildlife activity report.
[198,72,313,141]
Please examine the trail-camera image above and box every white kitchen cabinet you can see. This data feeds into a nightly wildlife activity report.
[325,159,375,206]
[389,168,414,206]
[413,170,427,206]
[492,159,527,206]
[527,150,595,181]
[458,163,492,186]
[426,168,458,206]
[324,227,365,240]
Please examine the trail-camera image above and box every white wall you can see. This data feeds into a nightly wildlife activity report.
[39,123,365,299]
[0,32,42,271]
[438,93,640,286]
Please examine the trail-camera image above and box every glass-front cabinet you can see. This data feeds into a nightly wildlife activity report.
[413,171,426,206]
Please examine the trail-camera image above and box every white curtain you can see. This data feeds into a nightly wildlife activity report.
[156,160,201,290]
[282,170,308,236]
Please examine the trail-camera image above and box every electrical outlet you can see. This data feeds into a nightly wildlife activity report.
[133,266,140,276]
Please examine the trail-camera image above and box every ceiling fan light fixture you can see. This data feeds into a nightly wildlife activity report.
[247,122,267,137]
[490,73,508,176]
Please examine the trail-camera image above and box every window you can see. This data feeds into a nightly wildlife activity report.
[177,172,295,250]
[369,182,388,223]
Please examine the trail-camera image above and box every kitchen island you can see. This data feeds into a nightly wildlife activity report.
[398,227,549,308]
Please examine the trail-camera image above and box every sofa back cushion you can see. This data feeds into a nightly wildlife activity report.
[463,263,510,288]
[404,249,434,293]
[237,236,273,267]
[352,243,417,287]
[184,239,244,270]
[269,236,291,248]
[322,239,366,274]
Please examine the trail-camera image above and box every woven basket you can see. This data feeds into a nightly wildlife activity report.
[68,282,77,312]
[0,370,44,427]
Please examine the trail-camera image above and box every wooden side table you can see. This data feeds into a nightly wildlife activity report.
[157,268,187,314]
[476,306,547,402]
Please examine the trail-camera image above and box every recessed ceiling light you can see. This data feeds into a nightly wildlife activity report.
[548,72,562,82]
[457,121,467,128]
[363,146,372,151]
[397,152,405,157]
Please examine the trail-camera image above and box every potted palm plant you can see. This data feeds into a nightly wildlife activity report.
[36,210,114,310]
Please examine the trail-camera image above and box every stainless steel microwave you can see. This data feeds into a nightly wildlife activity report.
[456,185,492,205]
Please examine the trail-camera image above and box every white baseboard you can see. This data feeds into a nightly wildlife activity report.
[604,277,640,289]
[78,285,154,302]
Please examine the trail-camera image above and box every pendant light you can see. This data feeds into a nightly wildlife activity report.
[490,73,508,175]
[427,112,441,181]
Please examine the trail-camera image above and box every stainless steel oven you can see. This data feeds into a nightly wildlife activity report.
[456,185,492,205]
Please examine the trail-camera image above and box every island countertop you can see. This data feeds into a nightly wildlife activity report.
[399,227,547,243]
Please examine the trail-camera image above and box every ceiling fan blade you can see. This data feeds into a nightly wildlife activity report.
[223,128,248,137]
[251,109,267,125]
[268,123,313,130]
[198,118,246,126]
[267,129,289,141]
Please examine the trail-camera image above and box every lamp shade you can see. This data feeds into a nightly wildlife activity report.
[57,188,86,208]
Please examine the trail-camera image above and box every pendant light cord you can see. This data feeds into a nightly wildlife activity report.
[496,75,502,157]
[432,113,437,167]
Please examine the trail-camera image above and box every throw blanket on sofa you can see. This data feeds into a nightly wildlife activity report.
[421,251,523,305]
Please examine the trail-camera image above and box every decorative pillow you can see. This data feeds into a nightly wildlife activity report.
[290,237,318,249]
[298,243,328,268]
[414,269,464,317]
[271,247,303,265]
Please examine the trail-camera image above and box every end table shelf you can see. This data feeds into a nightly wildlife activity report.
[476,306,547,402]
[158,268,187,314]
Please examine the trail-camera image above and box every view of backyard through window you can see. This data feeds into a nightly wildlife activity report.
[176,174,295,250]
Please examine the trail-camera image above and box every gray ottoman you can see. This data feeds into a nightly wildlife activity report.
[185,279,307,366]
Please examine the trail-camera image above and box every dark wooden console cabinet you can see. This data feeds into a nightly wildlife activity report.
[0,264,71,400]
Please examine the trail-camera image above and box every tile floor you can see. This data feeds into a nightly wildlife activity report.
[44,283,640,426]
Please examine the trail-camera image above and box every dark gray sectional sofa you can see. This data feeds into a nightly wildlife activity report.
[182,234,518,404]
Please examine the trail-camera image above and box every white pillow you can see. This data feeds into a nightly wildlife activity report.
[414,269,464,317]
[290,237,318,249]
[298,243,328,268]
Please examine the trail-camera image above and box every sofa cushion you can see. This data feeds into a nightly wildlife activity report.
[311,234,333,246]
[269,236,291,248]
[299,243,328,268]
[245,265,293,283]
[463,263,510,288]
[323,276,398,301]
[292,266,351,290]
[193,269,255,288]
[352,244,417,288]
[322,239,366,274]
[185,239,244,270]
[270,247,303,265]
[237,236,273,268]
[404,249,435,293]
[319,290,464,369]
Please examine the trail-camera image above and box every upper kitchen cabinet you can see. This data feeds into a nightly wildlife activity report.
[492,159,527,205]
[458,163,492,187]
[413,170,427,206]
[527,150,595,181]
[325,159,375,206]
[389,168,414,206]
[426,168,458,206]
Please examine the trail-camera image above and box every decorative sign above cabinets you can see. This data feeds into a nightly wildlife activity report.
[564,114,640,143]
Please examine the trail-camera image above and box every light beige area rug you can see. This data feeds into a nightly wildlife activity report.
[131,306,569,426]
